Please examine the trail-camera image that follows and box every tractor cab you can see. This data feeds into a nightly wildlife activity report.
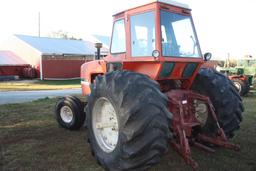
[81,0,211,96]
[107,1,201,60]
[105,0,213,81]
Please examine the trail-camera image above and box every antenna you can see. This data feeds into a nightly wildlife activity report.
[38,12,41,37]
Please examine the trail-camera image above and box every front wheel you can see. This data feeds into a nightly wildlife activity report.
[86,71,172,170]
[55,96,85,130]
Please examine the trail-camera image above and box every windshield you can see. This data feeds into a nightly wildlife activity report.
[161,10,201,58]
[131,11,155,57]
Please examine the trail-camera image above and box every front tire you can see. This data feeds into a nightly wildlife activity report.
[86,71,172,170]
[55,96,85,130]
[192,68,243,138]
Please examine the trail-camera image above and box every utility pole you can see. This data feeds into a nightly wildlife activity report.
[38,12,41,37]
[227,52,230,68]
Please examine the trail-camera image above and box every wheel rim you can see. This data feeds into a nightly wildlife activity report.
[60,106,73,123]
[195,100,208,126]
[92,97,119,153]
[233,81,242,93]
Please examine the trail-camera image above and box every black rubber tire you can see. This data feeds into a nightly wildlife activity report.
[86,71,172,171]
[55,96,85,130]
[192,68,243,138]
[243,79,250,95]
[231,78,250,96]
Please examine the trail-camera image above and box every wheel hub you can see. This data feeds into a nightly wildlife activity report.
[92,97,119,153]
[233,82,242,93]
[194,100,208,126]
[60,106,73,123]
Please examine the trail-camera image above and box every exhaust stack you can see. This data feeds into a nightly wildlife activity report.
[95,43,103,60]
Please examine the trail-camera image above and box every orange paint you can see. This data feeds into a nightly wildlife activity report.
[81,1,204,94]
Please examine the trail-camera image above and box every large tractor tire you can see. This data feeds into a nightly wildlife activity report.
[55,96,85,130]
[192,68,243,138]
[86,71,172,170]
[231,78,250,96]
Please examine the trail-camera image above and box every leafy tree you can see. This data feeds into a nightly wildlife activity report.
[49,30,82,40]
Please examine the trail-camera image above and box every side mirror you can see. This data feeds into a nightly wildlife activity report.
[204,52,212,61]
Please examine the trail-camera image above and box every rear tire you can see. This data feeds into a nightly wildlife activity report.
[86,71,172,170]
[192,68,243,138]
[55,96,85,130]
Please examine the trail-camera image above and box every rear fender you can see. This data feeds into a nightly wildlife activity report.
[80,60,107,96]
[228,75,247,81]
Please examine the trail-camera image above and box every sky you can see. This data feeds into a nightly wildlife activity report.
[0,0,255,59]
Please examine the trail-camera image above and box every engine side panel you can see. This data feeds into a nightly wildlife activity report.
[80,60,107,96]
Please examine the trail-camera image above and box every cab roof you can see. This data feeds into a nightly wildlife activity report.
[113,0,190,16]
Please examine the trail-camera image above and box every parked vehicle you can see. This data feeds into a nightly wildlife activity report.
[218,58,256,96]
[218,67,250,96]
[237,58,256,87]
[55,0,243,170]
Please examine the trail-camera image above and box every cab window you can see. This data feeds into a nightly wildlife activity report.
[161,10,200,57]
[111,19,126,54]
[131,11,155,57]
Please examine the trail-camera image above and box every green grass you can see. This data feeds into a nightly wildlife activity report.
[37,79,81,85]
[0,79,80,91]
[0,96,255,171]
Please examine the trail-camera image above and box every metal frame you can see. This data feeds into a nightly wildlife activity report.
[166,90,240,170]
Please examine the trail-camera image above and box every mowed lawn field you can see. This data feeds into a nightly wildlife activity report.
[0,96,255,171]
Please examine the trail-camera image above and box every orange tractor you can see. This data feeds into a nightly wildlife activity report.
[55,0,243,170]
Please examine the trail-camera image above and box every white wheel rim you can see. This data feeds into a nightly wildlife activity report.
[195,100,208,126]
[92,97,119,153]
[233,82,242,93]
[60,106,73,123]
